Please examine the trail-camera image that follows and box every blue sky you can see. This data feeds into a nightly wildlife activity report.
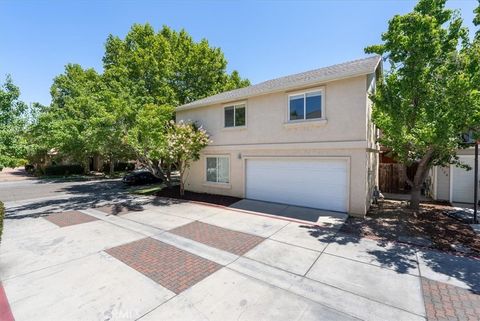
[0,0,478,105]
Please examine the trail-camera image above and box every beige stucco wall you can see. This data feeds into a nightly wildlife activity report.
[184,146,369,216]
[177,76,368,145]
[177,74,378,217]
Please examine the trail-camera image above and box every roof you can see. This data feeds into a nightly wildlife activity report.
[177,55,382,111]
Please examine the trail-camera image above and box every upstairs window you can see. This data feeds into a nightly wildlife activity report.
[224,104,246,127]
[288,90,323,121]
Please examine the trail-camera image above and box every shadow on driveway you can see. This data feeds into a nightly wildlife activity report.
[298,224,480,294]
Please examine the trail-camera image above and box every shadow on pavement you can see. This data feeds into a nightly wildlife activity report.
[5,180,183,219]
[298,224,480,294]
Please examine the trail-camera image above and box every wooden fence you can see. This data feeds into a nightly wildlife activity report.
[379,163,408,193]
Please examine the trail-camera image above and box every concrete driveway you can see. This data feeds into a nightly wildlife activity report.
[1,195,479,321]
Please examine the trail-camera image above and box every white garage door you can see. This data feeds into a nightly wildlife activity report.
[451,156,478,203]
[246,158,348,212]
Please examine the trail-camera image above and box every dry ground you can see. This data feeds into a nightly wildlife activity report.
[340,200,480,258]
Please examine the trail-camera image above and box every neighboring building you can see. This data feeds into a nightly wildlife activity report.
[429,137,478,204]
[176,56,382,217]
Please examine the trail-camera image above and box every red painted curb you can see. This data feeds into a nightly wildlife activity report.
[0,282,14,321]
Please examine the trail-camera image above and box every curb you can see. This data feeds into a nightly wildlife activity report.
[0,282,14,321]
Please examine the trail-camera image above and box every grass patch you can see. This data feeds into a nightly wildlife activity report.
[38,175,94,182]
[38,172,125,182]
[129,183,166,195]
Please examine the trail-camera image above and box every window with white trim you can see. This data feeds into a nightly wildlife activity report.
[288,90,323,121]
[206,156,229,183]
[224,104,246,127]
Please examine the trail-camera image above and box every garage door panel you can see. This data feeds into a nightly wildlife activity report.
[452,156,478,203]
[246,158,348,212]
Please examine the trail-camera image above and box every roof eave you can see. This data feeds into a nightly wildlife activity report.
[176,71,372,112]
[176,56,381,112]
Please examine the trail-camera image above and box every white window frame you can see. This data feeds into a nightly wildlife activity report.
[205,155,230,184]
[287,87,325,122]
[224,102,247,128]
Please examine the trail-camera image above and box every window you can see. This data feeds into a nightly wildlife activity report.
[224,104,246,127]
[288,90,323,121]
[206,156,229,183]
[461,131,476,144]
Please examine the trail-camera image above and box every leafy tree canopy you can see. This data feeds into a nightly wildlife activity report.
[27,24,249,178]
[0,75,28,170]
[100,24,249,178]
[103,24,249,107]
[365,0,480,208]
[48,64,105,165]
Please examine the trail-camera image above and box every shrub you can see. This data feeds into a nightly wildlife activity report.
[44,164,84,176]
[0,201,4,242]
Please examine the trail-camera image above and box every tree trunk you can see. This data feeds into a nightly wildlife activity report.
[409,149,434,210]
[109,157,115,176]
[83,160,89,174]
[166,164,172,182]
[179,168,184,197]
[410,185,422,210]
[163,162,172,188]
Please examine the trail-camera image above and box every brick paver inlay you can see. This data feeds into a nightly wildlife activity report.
[422,277,480,321]
[170,221,265,255]
[106,238,221,294]
[44,211,98,227]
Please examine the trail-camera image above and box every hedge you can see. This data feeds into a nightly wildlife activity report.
[44,164,84,176]
[0,201,4,243]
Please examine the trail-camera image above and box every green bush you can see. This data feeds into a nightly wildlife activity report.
[0,201,4,242]
[44,164,84,176]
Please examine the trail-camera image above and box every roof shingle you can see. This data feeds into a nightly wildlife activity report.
[177,55,381,111]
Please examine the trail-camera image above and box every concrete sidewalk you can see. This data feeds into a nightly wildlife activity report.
[1,195,478,321]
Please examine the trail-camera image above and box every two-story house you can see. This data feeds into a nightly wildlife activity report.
[176,56,382,217]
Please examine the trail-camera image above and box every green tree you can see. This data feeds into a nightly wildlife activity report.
[366,0,480,209]
[161,121,210,196]
[126,103,174,180]
[0,76,28,170]
[91,81,137,176]
[33,24,249,179]
[102,24,249,180]
[48,64,104,171]
[24,102,51,172]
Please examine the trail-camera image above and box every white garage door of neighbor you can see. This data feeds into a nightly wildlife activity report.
[245,158,348,212]
[451,156,478,203]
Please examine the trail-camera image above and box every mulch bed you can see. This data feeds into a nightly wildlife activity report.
[155,185,241,207]
[339,200,480,258]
